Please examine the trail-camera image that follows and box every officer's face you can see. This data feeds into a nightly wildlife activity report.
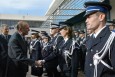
[31,35,36,39]
[109,25,114,31]
[60,28,68,38]
[85,13,100,32]
[79,33,85,38]
[50,28,58,35]
[42,38,48,43]
[74,32,79,36]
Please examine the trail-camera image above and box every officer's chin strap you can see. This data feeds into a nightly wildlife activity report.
[93,32,115,77]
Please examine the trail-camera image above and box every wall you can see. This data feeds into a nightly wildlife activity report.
[110,0,115,20]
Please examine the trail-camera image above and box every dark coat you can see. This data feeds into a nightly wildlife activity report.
[42,34,63,77]
[30,39,43,76]
[0,34,11,60]
[8,32,35,77]
[85,26,115,77]
[43,34,63,68]
[0,41,6,77]
[0,34,11,77]
[58,38,79,77]
[0,34,11,42]
[30,39,42,60]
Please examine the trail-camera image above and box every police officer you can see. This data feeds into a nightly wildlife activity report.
[42,23,63,77]
[30,33,43,77]
[79,31,86,72]
[58,23,79,77]
[107,20,115,32]
[84,1,115,77]
[79,30,86,46]
[73,30,80,44]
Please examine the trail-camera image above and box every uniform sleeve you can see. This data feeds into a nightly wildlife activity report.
[44,46,59,62]
[44,36,63,62]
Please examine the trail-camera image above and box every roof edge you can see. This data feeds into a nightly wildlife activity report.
[45,0,64,16]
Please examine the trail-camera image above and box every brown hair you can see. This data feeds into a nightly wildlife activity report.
[31,33,40,39]
[63,26,73,38]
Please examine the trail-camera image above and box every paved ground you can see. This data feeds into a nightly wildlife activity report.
[26,53,48,77]
[26,67,47,77]
[26,67,84,77]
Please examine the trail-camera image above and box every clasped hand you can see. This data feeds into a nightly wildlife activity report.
[35,60,45,67]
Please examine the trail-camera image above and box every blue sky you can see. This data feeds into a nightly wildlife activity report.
[0,0,52,16]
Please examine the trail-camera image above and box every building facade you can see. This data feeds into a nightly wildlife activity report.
[0,14,49,35]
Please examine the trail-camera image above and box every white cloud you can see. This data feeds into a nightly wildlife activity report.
[0,0,52,10]
[0,0,52,16]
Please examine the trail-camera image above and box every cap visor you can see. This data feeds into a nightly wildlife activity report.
[84,11,98,17]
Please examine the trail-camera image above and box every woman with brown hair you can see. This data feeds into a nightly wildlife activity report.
[57,23,79,77]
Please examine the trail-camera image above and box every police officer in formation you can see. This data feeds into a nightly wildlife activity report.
[30,33,43,77]
[79,31,86,72]
[42,35,50,49]
[41,23,63,77]
[58,23,79,77]
[84,1,115,77]
[73,30,80,44]
[107,20,115,32]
